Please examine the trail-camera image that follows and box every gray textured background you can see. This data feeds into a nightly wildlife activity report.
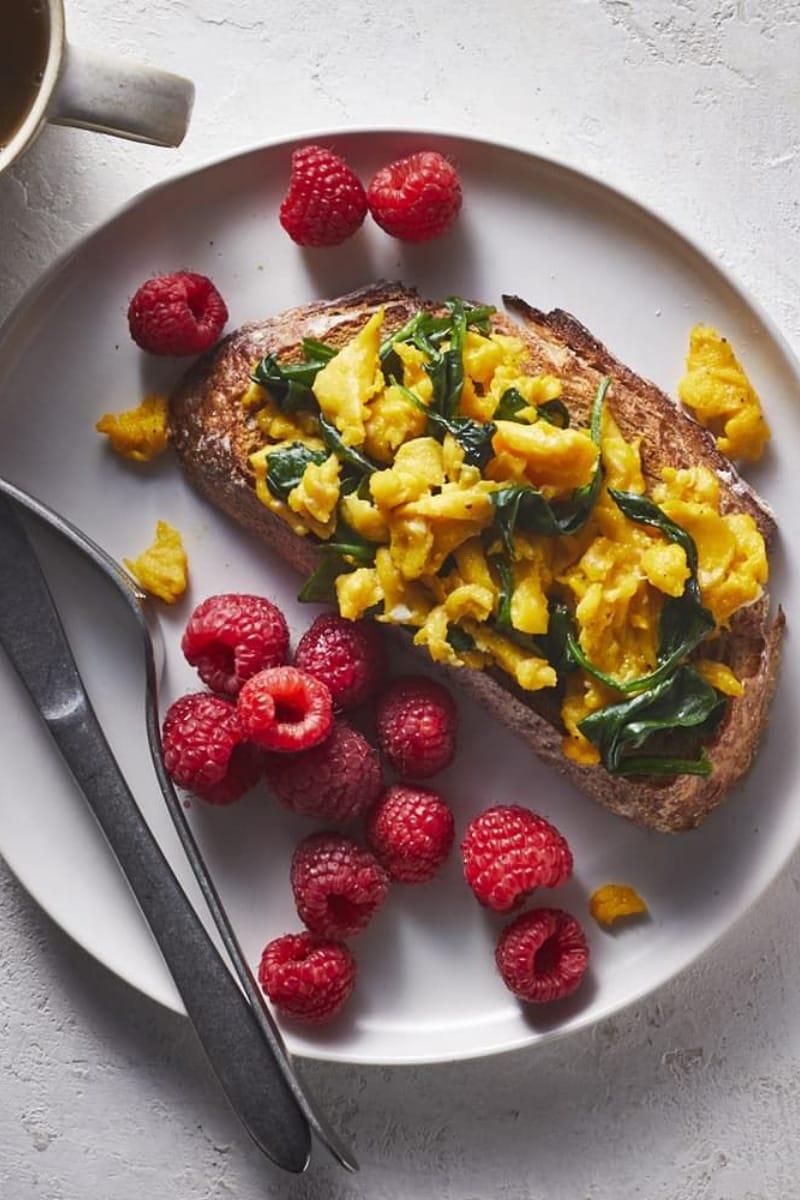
[2,1,800,1196]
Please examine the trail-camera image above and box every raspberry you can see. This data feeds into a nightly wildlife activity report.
[290,833,389,939]
[366,784,455,883]
[294,614,386,711]
[366,151,462,243]
[258,932,355,1025]
[265,720,382,822]
[127,272,228,356]
[376,675,457,778]
[161,693,263,805]
[461,805,573,913]
[495,908,589,1004]
[181,593,289,697]
[237,666,333,752]
[279,145,368,248]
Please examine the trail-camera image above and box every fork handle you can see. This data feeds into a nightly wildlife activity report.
[0,500,311,1174]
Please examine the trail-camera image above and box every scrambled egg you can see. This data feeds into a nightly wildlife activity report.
[589,884,648,926]
[312,308,385,447]
[653,466,767,626]
[95,394,169,461]
[243,307,771,768]
[124,521,188,604]
[288,453,340,537]
[678,324,770,462]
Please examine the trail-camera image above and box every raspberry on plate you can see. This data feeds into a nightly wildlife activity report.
[366,150,462,243]
[290,832,389,939]
[279,144,368,247]
[265,719,382,822]
[461,804,573,913]
[376,675,458,778]
[366,784,455,883]
[127,271,228,356]
[181,593,289,697]
[161,692,264,805]
[237,666,333,752]
[294,613,386,711]
[258,932,356,1025]
[495,908,589,1004]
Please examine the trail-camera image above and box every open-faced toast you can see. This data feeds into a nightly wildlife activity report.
[168,282,783,833]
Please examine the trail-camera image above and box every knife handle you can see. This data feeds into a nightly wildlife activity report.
[55,702,311,1173]
[0,501,311,1174]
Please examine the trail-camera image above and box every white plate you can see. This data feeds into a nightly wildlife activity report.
[0,130,796,1066]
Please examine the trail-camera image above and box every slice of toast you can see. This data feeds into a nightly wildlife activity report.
[168,282,784,833]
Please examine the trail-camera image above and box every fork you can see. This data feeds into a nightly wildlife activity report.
[0,476,358,1175]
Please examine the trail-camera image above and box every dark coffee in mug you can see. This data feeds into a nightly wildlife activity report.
[0,0,50,149]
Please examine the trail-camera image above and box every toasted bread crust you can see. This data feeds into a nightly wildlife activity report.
[169,282,783,833]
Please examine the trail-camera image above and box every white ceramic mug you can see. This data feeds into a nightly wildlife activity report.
[0,0,195,175]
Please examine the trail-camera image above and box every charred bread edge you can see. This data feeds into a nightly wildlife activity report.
[168,281,784,833]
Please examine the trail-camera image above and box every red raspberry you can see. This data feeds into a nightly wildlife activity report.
[279,145,368,248]
[376,675,457,778]
[265,720,382,822]
[461,805,573,913]
[181,593,289,697]
[495,908,589,1004]
[294,613,386,711]
[366,151,462,243]
[290,833,389,939]
[258,932,355,1025]
[366,784,455,883]
[237,666,333,752]
[127,272,228,356]
[161,692,263,805]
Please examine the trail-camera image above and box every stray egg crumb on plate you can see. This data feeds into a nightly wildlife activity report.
[124,520,188,603]
[678,324,770,462]
[589,884,648,926]
[95,394,170,461]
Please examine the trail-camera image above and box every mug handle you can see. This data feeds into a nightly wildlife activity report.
[48,44,194,148]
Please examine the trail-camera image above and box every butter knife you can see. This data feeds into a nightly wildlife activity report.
[0,495,313,1174]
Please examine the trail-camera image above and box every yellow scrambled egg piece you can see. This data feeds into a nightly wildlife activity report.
[124,521,188,604]
[491,420,599,492]
[287,453,340,538]
[694,659,744,697]
[364,342,432,462]
[95,394,169,462]
[678,324,770,462]
[652,466,767,627]
[589,884,648,926]
[312,308,385,446]
[465,620,556,691]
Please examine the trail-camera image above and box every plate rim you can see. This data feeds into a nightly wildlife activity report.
[1,124,798,1066]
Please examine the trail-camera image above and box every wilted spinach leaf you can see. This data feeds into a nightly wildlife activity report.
[297,526,377,604]
[536,398,570,428]
[446,625,477,654]
[577,666,727,776]
[494,389,570,428]
[265,443,327,501]
[250,338,336,411]
[318,415,379,476]
[493,388,528,421]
